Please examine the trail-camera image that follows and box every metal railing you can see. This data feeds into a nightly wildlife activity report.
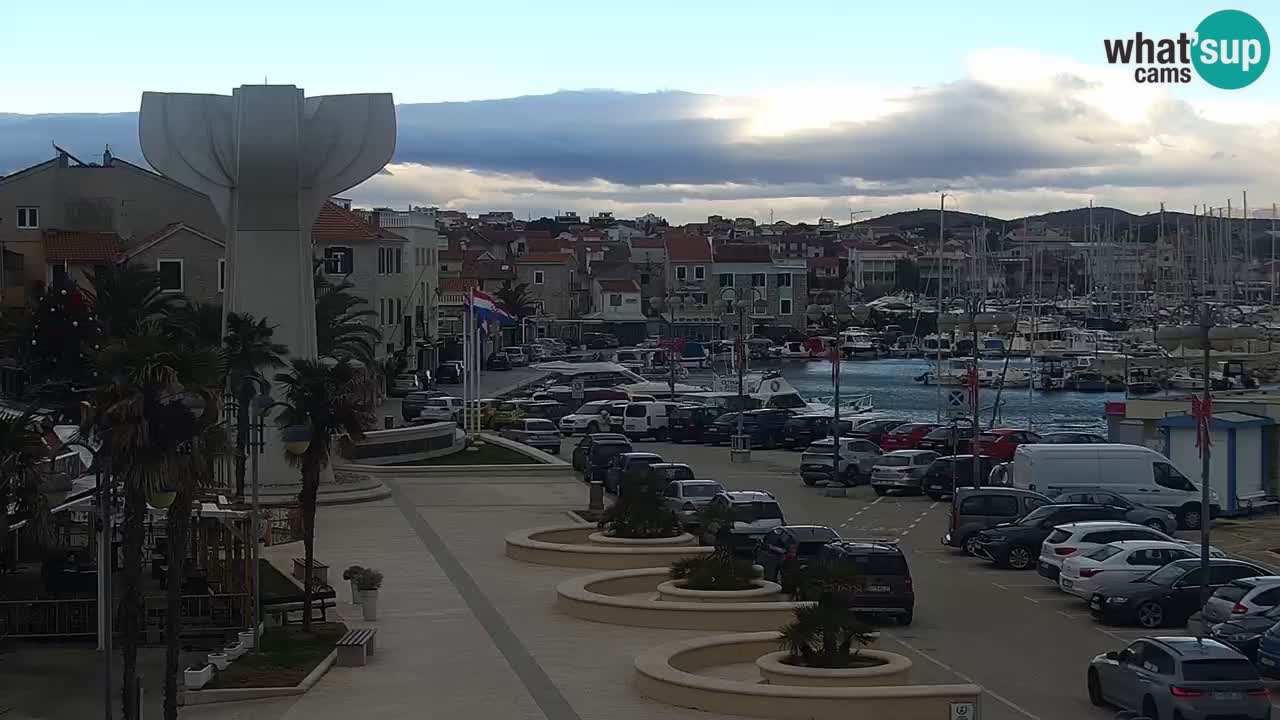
[0,593,250,640]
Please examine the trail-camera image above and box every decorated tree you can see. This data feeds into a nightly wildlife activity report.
[24,279,105,401]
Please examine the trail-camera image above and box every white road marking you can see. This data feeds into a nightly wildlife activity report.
[839,523,848,528]
[1056,610,1089,619]
[870,496,885,507]
[1022,596,1041,604]
[993,583,1009,590]
[996,583,1055,589]
[934,558,951,565]
[929,501,940,509]
[1095,627,1149,643]
[884,632,1043,720]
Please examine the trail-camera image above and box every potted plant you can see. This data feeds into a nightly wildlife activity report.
[778,559,876,669]
[184,664,213,690]
[342,564,366,604]
[669,516,757,591]
[224,641,246,661]
[207,651,230,671]
[238,629,256,649]
[355,568,383,621]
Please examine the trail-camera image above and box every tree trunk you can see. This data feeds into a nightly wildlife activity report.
[299,454,320,633]
[234,384,251,498]
[119,482,146,720]
[162,486,192,720]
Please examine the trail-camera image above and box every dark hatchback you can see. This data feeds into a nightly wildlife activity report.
[571,432,628,471]
[753,525,840,592]
[917,425,977,455]
[802,541,914,625]
[668,405,720,443]
[972,503,1127,570]
[584,440,635,483]
[400,390,445,422]
[740,409,793,449]
[1090,558,1269,628]
[921,455,999,500]
[781,416,853,450]
[1209,606,1280,660]
[604,451,665,494]
[702,413,741,446]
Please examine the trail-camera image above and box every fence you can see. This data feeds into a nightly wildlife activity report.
[0,593,250,641]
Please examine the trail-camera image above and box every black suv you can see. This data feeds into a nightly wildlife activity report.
[604,452,665,494]
[753,525,839,593]
[668,405,719,443]
[973,503,1127,570]
[584,440,635,483]
[571,432,627,471]
[806,541,915,625]
[702,413,740,446]
[921,455,999,500]
[781,415,854,450]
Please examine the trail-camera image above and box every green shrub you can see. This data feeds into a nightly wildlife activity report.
[598,477,680,539]
[669,551,756,591]
[354,568,383,591]
[778,559,874,668]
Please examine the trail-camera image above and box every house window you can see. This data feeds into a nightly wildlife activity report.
[218,259,226,292]
[675,266,687,281]
[534,270,545,285]
[157,259,183,293]
[610,293,622,307]
[694,265,705,280]
[780,298,793,315]
[639,273,650,286]
[324,246,353,274]
[751,273,766,288]
[395,247,403,274]
[16,207,39,229]
[693,292,708,305]
[776,273,792,287]
[719,273,734,288]
[440,263,450,273]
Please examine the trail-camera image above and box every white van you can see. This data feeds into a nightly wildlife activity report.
[622,402,677,440]
[994,444,1219,530]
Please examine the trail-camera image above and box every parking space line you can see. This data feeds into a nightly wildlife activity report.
[883,632,1042,720]
[992,582,1009,590]
[1056,610,1089,619]
[1095,627,1148,643]
[934,558,951,565]
[929,501,940,509]
[1022,595,1040,604]
[995,583,1055,589]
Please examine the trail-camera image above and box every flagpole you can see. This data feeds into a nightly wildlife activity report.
[462,292,470,435]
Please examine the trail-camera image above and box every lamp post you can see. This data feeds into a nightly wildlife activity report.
[248,396,313,650]
[1155,302,1256,627]
[65,439,110,720]
[651,291,694,399]
[721,286,766,462]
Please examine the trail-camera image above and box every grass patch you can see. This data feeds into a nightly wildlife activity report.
[258,558,301,600]
[207,622,347,689]
[406,442,533,465]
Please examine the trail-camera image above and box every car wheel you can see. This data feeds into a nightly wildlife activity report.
[1086,669,1107,707]
[899,609,913,626]
[963,534,981,556]
[1142,696,1159,720]
[1136,601,1165,629]
[802,477,817,487]
[1006,545,1034,570]
[873,486,887,496]
[1143,519,1169,534]
[1179,505,1203,531]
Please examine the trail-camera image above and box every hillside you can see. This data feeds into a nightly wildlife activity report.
[854,209,1006,229]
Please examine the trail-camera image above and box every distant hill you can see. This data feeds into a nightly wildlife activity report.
[854,209,1006,229]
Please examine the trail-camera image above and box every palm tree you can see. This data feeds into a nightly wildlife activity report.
[495,280,538,321]
[314,272,381,365]
[171,301,224,348]
[274,358,372,630]
[87,263,182,341]
[779,559,874,668]
[87,319,225,719]
[0,410,53,554]
[224,313,287,497]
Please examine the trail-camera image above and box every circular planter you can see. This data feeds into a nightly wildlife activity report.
[756,649,911,687]
[587,531,695,546]
[634,632,982,720]
[506,526,713,570]
[656,578,784,604]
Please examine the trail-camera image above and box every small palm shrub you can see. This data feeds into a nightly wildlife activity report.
[778,559,875,668]
[598,476,680,539]
[669,551,756,591]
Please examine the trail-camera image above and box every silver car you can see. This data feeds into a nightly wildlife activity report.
[1204,576,1280,625]
[390,373,420,397]
[799,438,882,487]
[662,479,725,522]
[499,418,562,454]
[1088,636,1271,720]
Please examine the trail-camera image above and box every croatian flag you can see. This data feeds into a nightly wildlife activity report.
[468,289,514,325]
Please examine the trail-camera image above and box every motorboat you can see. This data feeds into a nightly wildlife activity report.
[780,340,816,360]
[839,330,878,360]
[1066,370,1107,392]
[920,334,952,358]
[891,335,920,358]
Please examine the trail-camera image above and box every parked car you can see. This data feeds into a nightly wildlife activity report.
[501,347,529,366]
[1059,541,1203,600]
[1038,431,1108,444]
[622,401,678,440]
[878,422,940,452]
[389,373,421,397]
[799,437,882,486]
[943,487,1052,556]
[646,461,695,487]
[921,454,999,500]
[1259,618,1280,675]
[490,400,535,430]
[583,439,635,484]
[604,451,665,494]
[416,396,465,424]
[401,390,445,422]
[753,525,840,592]
[738,409,793,449]
[559,400,616,435]
[781,415,854,450]
[805,540,914,625]
[661,478,724,523]
[972,503,1128,570]
[702,412,741,446]
[600,400,631,434]
[499,418,562,454]
[1089,558,1269,628]
[849,419,910,446]
[1036,521,1201,582]
[485,353,512,370]
[436,362,463,384]
[974,428,1040,462]
[523,400,569,423]
[463,398,502,429]
[667,405,719,443]
[917,424,976,454]
[1087,637,1271,719]
[571,432,627,471]
[869,450,939,496]
[1203,577,1280,625]
[699,491,786,551]
[1209,605,1280,661]
[1050,488,1180,534]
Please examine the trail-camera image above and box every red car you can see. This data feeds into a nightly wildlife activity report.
[974,429,1040,462]
[878,422,939,452]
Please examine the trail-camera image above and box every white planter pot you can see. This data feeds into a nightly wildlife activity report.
[350,579,362,604]
[238,630,255,649]
[207,653,230,671]
[359,589,379,620]
[184,664,213,690]
[224,642,246,661]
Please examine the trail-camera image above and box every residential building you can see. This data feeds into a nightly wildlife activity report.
[712,243,807,334]
[662,232,718,339]
[120,223,226,301]
[478,211,514,225]
[43,230,123,290]
[629,237,667,315]
[516,252,579,322]
[361,207,445,369]
[846,240,912,297]
[583,278,647,344]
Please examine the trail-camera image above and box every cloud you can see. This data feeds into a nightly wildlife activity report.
[3,49,1279,224]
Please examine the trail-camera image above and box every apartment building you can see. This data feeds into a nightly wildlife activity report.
[516,253,578,321]
[846,239,912,296]
[359,207,445,368]
[711,243,807,334]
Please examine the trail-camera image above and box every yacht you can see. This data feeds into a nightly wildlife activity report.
[919,334,952,358]
[839,330,878,360]
[780,340,815,360]
[532,360,710,397]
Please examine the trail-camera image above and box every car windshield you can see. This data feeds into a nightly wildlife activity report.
[878,456,912,467]
[1086,546,1123,561]
[525,420,557,432]
[680,483,719,497]
[592,445,629,461]
[426,399,449,407]
[624,404,648,417]
[839,553,909,575]
[732,501,782,522]
[1015,506,1056,526]
[498,403,518,411]
[671,408,695,420]
[1181,659,1259,682]
[804,442,834,452]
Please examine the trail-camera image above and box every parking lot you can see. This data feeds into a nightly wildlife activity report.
[602,438,1280,720]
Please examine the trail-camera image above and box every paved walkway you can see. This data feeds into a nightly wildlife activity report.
[184,467,737,720]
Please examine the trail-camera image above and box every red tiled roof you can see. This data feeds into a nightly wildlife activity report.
[440,249,464,263]
[517,253,572,265]
[43,230,123,262]
[466,259,515,280]
[482,229,551,244]
[808,256,841,269]
[597,278,639,292]
[528,237,571,254]
[713,243,772,263]
[314,201,389,242]
[664,232,712,262]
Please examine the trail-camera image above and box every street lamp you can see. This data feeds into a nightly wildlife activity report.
[720,287,766,462]
[248,396,313,649]
[1155,302,1258,627]
[650,291,695,398]
[63,438,110,720]
[805,296,869,489]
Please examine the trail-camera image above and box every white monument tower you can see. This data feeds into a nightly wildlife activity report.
[139,85,396,498]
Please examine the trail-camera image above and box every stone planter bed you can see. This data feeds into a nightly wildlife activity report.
[655,578,784,604]
[556,568,799,631]
[505,525,712,570]
[633,631,983,720]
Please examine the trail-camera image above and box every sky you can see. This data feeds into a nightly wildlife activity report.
[3,1,1280,223]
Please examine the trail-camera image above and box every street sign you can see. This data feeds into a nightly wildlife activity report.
[571,379,585,399]
[950,701,976,720]
[946,389,968,418]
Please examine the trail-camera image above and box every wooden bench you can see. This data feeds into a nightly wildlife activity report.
[263,584,337,625]
[292,558,329,585]
[335,628,378,667]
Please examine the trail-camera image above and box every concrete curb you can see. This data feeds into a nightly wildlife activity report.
[557,568,797,630]
[506,525,712,570]
[181,648,338,706]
